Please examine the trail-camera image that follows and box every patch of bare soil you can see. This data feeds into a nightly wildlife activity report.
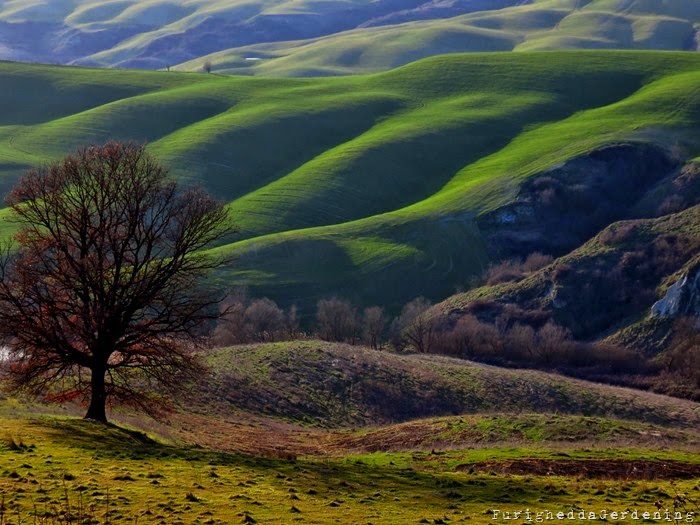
[457,459,700,480]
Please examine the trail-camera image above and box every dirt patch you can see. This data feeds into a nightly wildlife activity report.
[457,459,700,480]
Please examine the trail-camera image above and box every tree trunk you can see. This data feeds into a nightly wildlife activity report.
[85,365,108,423]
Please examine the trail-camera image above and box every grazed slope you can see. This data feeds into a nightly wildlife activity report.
[203,341,700,427]
[176,0,700,77]
[1,412,699,525]
[1,51,700,313]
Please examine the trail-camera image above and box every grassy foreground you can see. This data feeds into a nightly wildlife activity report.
[1,411,699,525]
[1,340,699,523]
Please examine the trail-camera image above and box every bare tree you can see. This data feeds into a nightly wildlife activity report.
[535,321,572,364]
[664,317,700,388]
[316,297,358,343]
[0,142,233,423]
[398,297,437,353]
[246,298,285,342]
[285,304,301,340]
[362,306,385,350]
[203,61,213,73]
[213,297,250,346]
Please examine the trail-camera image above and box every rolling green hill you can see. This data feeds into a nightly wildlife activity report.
[0,0,698,74]
[200,341,700,428]
[175,0,700,77]
[0,0,526,68]
[1,51,700,314]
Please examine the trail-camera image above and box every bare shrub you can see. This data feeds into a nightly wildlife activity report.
[484,259,524,285]
[439,315,502,359]
[484,252,553,286]
[362,306,386,350]
[246,298,285,342]
[534,321,573,364]
[397,297,438,353]
[504,323,537,361]
[657,195,686,216]
[598,222,638,246]
[552,263,572,281]
[496,303,550,331]
[522,252,553,272]
[316,297,359,343]
[213,292,297,345]
[285,304,302,340]
[663,317,700,389]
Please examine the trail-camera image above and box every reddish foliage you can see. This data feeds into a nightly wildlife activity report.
[0,142,233,422]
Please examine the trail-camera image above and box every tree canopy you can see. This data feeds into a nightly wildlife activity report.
[0,142,232,423]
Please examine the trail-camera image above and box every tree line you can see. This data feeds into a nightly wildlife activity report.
[212,292,437,352]
[212,288,699,399]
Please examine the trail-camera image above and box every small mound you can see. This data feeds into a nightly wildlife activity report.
[203,341,700,428]
[459,459,700,480]
[324,414,699,453]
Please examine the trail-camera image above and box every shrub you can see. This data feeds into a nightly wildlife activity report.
[362,306,386,350]
[316,297,359,344]
[484,259,524,285]
[245,298,285,342]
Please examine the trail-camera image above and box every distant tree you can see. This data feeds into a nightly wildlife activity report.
[452,315,502,358]
[285,304,301,340]
[362,306,385,350]
[398,297,437,353]
[316,297,358,343]
[505,323,537,361]
[203,61,212,73]
[0,142,233,423]
[388,317,408,352]
[535,321,572,364]
[664,317,700,388]
[246,298,285,342]
[213,295,250,346]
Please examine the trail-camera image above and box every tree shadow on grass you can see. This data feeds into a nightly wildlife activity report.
[30,417,594,509]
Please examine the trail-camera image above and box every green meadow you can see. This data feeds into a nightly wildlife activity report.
[1,341,699,524]
[175,0,700,77]
[1,51,700,312]
[2,414,699,525]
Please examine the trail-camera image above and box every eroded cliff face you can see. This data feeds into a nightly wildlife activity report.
[477,143,679,259]
[445,201,700,343]
[652,263,700,319]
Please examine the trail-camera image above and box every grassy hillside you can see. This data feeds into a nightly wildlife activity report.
[1,51,700,313]
[1,0,697,74]
[433,203,700,342]
[2,410,699,524]
[0,0,526,68]
[199,341,700,428]
[1,338,699,523]
[176,0,700,77]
